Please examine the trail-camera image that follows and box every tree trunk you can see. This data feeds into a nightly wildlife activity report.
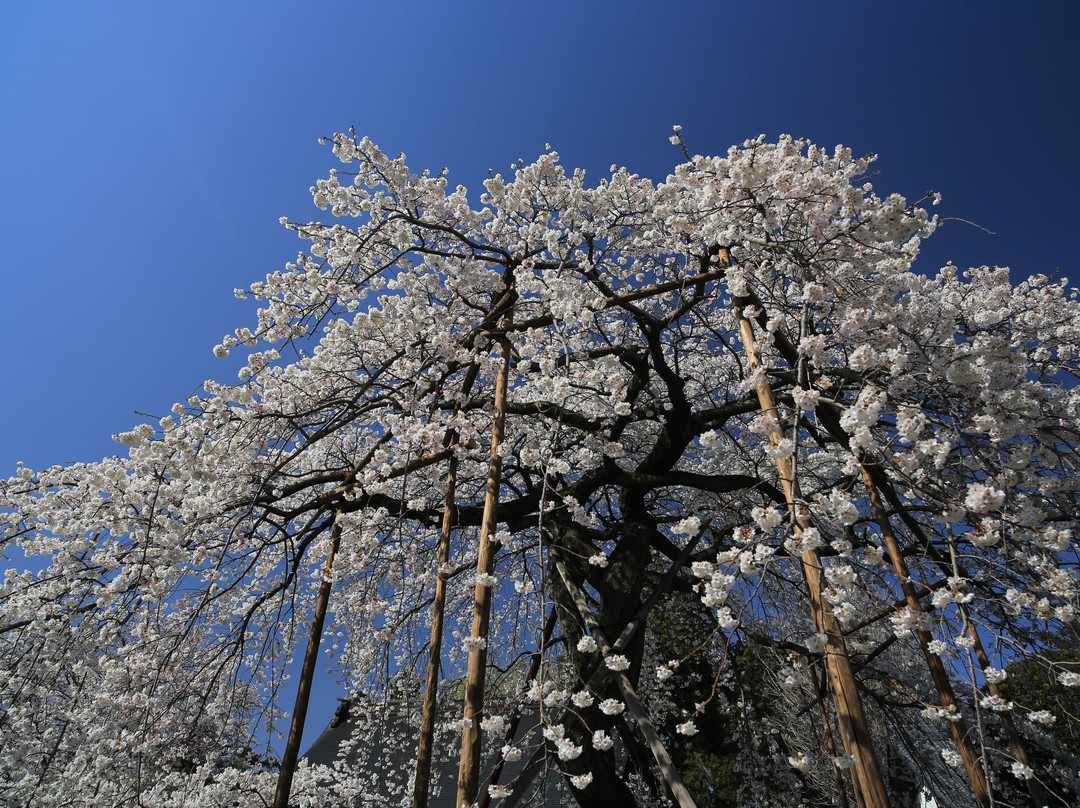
[477,608,558,808]
[555,559,699,808]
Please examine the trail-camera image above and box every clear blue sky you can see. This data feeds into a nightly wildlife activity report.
[2,0,1077,751]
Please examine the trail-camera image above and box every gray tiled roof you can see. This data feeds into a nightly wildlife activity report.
[301,699,572,807]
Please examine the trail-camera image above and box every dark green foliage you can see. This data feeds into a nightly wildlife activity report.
[998,650,1080,750]
[650,592,742,807]
[990,650,1080,806]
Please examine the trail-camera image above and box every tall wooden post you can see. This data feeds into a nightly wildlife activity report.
[413,452,459,808]
[962,608,1048,808]
[725,273,1035,808]
[268,447,467,808]
[731,280,891,808]
[272,520,342,808]
[455,322,512,808]
[861,471,1047,808]
[414,365,479,808]
[811,661,852,808]
[861,473,992,808]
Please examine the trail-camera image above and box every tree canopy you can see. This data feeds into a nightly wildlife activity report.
[3,132,1079,808]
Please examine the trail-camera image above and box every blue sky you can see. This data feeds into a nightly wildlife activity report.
[2,0,1078,752]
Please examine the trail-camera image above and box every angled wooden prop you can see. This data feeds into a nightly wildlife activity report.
[413,450,461,808]
[273,445,479,808]
[861,473,993,808]
[729,266,1051,806]
[724,245,891,808]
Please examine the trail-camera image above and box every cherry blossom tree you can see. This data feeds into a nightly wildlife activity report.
[3,131,1079,808]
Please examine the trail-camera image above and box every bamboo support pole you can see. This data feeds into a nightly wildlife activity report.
[728,263,1044,807]
[272,433,480,808]
[730,282,891,808]
[867,478,1048,808]
[961,608,1049,808]
[854,453,1047,807]
[726,268,1048,790]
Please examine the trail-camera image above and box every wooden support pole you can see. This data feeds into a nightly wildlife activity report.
[455,324,512,808]
[842,440,1047,807]
[722,266,1048,806]
[730,280,891,808]
[414,364,480,808]
[271,423,480,808]
[865,475,1048,808]
[413,452,459,808]
[961,608,1049,808]
[272,519,342,808]
[811,661,852,808]
[861,473,992,808]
